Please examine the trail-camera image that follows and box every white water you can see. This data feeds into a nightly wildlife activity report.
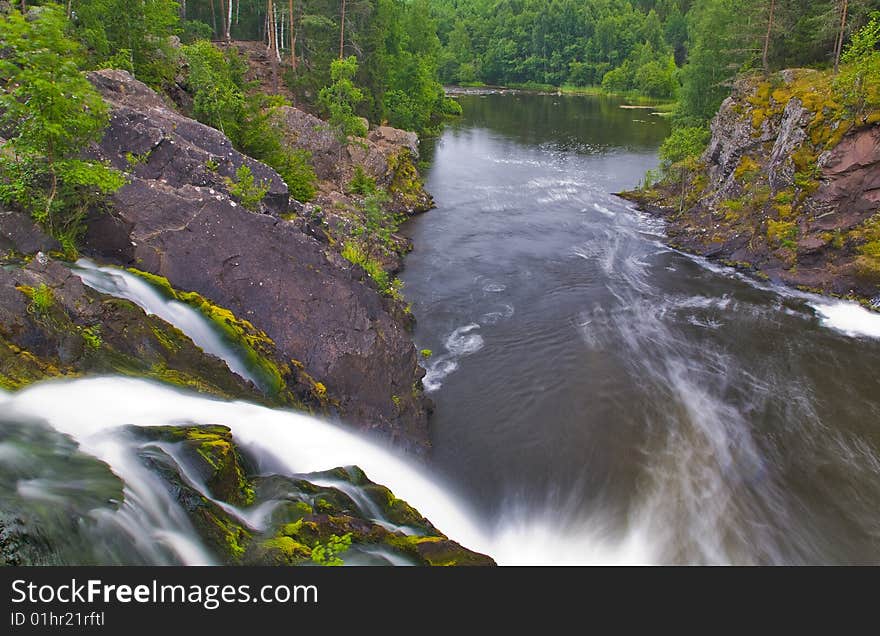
[1,378,658,565]
[73,259,263,387]
[810,300,880,339]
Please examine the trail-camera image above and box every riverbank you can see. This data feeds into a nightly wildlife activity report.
[2,69,436,453]
[446,83,676,110]
[620,68,880,310]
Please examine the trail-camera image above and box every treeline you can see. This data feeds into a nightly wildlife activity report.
[181,0,460,134]
[431,0,880,110]
[0,0,456,258]
[25,0,456,136]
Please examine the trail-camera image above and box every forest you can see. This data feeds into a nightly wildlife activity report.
[2,0,879,255]
[433,0,880,112]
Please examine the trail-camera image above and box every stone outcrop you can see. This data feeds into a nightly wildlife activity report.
[0,221,261,400]
[273,105,433,273]
[78,69,431,453]
[624,68,880,305]
[135,425,495,566]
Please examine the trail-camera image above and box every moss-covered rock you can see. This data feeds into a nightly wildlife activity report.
[622,67,880,306]
[0,254,264,401]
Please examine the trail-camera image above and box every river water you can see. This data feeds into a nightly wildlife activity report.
[401,91,880,564]
[4,92,880,566]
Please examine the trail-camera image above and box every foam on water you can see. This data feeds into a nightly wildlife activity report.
[810,301,880,339]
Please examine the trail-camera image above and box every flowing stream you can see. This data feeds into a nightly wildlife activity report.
[3,91,880,565]
[400,91,880,564]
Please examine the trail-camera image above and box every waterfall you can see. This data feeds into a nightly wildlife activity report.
[72,259,265,389]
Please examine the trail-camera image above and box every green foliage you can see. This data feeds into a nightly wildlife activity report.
[182,41,248,141]
[180,19,214,44]
[341,241,403,298]
[225,165,268,212]
[310,533,352,566]
[348,167,377,196]
[270,148,318,203]
[70,0,181,87]
[420,349,432,358]
[319,57,369,143]
[0,6,124,253]
[81,326,103,350]
[835,12,880,116]
[182,42,317,202]
[767,219,798,247]
[27,284,55,317]
[658,126,710,168]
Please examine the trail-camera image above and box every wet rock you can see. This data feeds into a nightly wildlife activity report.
[0,255,262,399]
[135,425,495,566]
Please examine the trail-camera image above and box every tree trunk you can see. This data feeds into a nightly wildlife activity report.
[289,0,296,70]
[210,0,218,38]
[267,0,279,91]
[762,0,775,74]
[339,0,346,59]
[226,0,233,41]
[833,0,849,73]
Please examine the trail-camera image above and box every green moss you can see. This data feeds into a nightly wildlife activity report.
[126,268,289,398]
[734,156,761,181]
[80,325,102,349]
[767,219,798,247]
[852,214,880,281]
[261,536,312,560]
[0,335,66,390]
[387,149,428,212]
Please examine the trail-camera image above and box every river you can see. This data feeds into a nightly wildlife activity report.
[4,92,880,565]
[401,91,880,564]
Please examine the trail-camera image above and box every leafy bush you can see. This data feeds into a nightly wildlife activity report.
[225,165,268,211]
[182,42,317,202]
[180,19,214,44]
[0,6,125,255]
[70,0,181,87]
[835,12,880,116]
[319,57,369,143]
[348,167,377,196]
[659,126,710,167]
[27,284,55,317]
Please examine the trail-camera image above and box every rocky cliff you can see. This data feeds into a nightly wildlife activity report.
[625,69,880,306]
[1,69,433,453]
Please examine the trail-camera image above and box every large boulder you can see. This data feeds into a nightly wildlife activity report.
[81,70,431,453]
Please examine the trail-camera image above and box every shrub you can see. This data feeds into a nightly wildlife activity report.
[659,126,710,167]
[348,166,377,196]
[0,6,124,254]
[26,284,55,317]
[318,57,368,144]
[225,165,268,211]
[767,219,798,247]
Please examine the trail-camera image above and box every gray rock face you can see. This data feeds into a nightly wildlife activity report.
[624,69,880,303]
[767,98,810,190]
[80,70,430,453]
[86,69,289,215]
[0,207,59,255]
